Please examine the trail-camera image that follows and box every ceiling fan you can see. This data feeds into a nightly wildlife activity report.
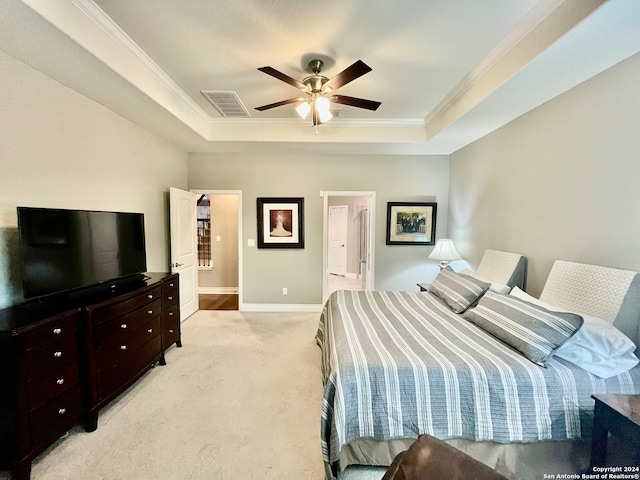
[255,59,381,126]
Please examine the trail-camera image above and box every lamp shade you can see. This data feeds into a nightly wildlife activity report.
[429,239,462,262]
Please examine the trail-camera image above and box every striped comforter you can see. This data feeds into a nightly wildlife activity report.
[316,289,640,471]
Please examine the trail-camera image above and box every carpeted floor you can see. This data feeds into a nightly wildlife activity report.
[4,310,326,480]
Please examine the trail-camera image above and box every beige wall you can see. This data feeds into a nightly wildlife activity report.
[197,194,239,290]
[449,52,640,296]
[188,153,449,305]
[0,50,188,308]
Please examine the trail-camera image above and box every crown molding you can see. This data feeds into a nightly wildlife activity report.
[424,0,606,140]
[20,0,211,137]
[206,117,425,128]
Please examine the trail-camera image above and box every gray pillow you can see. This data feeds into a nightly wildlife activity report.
[428,267,491,313]
[463,291,584,366]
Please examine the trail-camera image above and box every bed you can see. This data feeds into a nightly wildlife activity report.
[316,258,640,480]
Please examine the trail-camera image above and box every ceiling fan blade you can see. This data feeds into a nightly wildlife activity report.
[323,60,372,91]
[331,95,381,111]
[255,98,302,111]
[258,66,307,90]
[256,98,304,112]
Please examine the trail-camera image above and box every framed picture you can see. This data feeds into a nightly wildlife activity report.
[386,202,437,245]
[257,197,305,249]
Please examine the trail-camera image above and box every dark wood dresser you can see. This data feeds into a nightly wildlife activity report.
[0,272,181,480]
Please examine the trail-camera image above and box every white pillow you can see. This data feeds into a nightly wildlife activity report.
[459,269,511,295]
[509,287,639,378]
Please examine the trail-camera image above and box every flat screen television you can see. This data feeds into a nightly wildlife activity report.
[17,207,147,301]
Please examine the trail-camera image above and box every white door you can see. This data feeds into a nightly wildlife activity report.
[169,187,198,320]
[328,205,348,276]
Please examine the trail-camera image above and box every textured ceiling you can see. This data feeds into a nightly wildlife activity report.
[6,0,640,154]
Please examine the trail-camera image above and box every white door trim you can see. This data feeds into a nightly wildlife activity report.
[322,191,376,303]
[191,189,243,310]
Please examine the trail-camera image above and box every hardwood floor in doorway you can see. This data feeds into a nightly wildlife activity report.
[199,294,238,310]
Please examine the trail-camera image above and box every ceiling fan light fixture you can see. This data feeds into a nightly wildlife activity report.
[318,105,333,124]
[296,101,311,119]
[315,96,333,123]
[315,96,331,113]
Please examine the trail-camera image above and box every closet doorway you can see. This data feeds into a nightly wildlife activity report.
[192,190,242,311]
[323,191,375,302]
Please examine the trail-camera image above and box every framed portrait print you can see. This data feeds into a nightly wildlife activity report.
[257,197,305,248]
[386,202,437,245]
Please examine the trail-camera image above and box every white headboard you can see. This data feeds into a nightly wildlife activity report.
[475,249,527,289]
[540,260,640,349]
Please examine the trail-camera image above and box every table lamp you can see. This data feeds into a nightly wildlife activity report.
[429,239,462,269]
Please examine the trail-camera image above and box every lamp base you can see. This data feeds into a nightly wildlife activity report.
[439,261,450,269]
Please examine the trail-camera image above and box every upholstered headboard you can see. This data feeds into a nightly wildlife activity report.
[540,260,640,350]
[475,249,527,289]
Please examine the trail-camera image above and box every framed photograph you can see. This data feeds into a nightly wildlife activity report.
[257,197,304,249]
[386,202,437,245]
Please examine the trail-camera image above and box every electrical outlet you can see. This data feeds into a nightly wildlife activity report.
[282,287,288,295]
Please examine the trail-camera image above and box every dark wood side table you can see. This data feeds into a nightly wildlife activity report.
[417,283,430,292]
[590,394,640,469]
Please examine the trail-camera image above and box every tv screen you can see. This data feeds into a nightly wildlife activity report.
[17,207,147,300]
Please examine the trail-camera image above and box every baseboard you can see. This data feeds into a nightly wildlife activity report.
[198,287,239,294]
[239,303,323,313]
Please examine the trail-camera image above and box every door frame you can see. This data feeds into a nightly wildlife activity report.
[191,189,243,309]
[322,191,376,303]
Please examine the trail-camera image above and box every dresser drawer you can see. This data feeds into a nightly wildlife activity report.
[94,298,161,347]
[161,285,179,309]
[162,305,180,346]
[26,334,79,378]
[97,334,162,401]
[30,385,82,448]
[95,316,161,371]
[92,287,161,324]
[27,361,81,411]
[23,311,77,349]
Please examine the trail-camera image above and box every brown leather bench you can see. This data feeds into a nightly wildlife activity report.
[382,435,509,480]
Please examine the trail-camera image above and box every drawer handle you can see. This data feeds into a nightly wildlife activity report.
[168,312,173,316]
[169,329,174,333]
[120,345,127,351]
[169,283,174,287]
[148,294,154,299]
[56,378,65,385]
[58,408,66,415]
[168,296,173,300]
[53,351,62,358]
[147,309,153,315]
[121,323,128,329]
[53,328,62,335]
[147,328,153,333]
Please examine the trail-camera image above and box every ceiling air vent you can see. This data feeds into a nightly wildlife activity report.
[201,90,250,118]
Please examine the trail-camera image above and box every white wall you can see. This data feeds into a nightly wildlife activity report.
[449,52,640,296]
[188,153,449,305]
[0,50,188,308]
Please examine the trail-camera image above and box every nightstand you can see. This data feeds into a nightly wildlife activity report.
[417,283,430,292]
[590,394,640,469]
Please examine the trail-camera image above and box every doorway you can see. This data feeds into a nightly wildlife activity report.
[191,190,242,310]
[323,191,375,302]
